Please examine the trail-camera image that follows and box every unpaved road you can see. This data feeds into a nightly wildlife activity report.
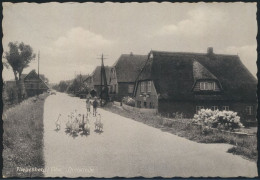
[43,92,257,177]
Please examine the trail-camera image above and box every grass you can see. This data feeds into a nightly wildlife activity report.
[3,93,48,178]
[103,103,257,162]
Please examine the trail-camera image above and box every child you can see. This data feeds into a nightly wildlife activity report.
[86,98,91,112]
[93,97,98,116]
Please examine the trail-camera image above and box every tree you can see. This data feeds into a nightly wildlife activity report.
[3,42,36,101]
[58,81,69,92]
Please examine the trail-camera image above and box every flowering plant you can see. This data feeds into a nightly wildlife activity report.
[193,109,244,131]
[122,96,135,107]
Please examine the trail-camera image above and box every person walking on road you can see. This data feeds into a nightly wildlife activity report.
[93,97,98,116]
[86,98,91,113]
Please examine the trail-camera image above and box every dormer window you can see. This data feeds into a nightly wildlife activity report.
[200,81,216,91]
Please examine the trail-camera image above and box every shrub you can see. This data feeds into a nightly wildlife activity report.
[5,86,18,104]
[122,96,135,107]
[193,109,244,131]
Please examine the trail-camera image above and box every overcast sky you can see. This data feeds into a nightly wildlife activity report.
[2,2,257,83]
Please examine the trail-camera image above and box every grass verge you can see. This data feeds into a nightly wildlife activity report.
[103,103,257,162]
[3,93,48,177]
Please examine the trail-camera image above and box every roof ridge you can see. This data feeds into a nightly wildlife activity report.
[151,50,238,57]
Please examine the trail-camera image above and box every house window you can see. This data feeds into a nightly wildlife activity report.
[141,81,146,93]
[246,106,253,115]
[128,84,134,94]
[196,106,204,113]
[211,106,218,111]
[147,81,152,93]
[200,81,216,91]
[222,106,229,111]
[144,101,147,108]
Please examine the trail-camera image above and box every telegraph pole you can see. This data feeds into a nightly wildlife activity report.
[37,51,40,97]
[98,54,109,107]
[100,54,103,106]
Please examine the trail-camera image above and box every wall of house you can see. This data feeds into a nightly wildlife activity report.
[117,82,134,100]
[109,82,135,101]
[158,101,195,118]
[158,100,257,124]
[229,102,257,123]
[135,80,158,109]
[24,80,48,97]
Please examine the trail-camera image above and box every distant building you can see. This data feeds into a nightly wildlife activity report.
[109,53,147,101]
[85,66,111,98]
[5,69,49,98]
[134,48,257,124]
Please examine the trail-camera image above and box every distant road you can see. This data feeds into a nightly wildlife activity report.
[43,92,257,178]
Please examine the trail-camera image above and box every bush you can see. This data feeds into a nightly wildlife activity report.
[122,96,135,107]
[193,109,244,131]
[5,86,18,104]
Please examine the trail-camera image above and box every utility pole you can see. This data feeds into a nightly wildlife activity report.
[37,51,40,97]
[100,54,103,106]
[98,54,109,107]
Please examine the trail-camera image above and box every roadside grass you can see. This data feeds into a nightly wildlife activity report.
[103,103,257,162]
[3,93,48,177]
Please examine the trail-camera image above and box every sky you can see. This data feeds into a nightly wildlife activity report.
[2,2,257,83]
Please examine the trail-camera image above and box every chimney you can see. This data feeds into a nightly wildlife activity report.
[207,47,214,55]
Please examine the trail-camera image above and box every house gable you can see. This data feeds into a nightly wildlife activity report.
[114,54,147,83]
[91,66,111,86]
[23,70,49,90]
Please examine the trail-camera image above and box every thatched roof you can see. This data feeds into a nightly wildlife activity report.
[21,70,47,82]
[90,66,111,86]
[114,53,147,83]
[136,50,257,102]
[193,61,217,81]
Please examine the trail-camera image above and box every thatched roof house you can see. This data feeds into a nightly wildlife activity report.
[134,48,257,124]
[109,53,147,101]
[4,70,49,98]
[85,66,111,97]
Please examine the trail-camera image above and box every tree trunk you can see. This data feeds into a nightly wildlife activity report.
[13,71,22,102]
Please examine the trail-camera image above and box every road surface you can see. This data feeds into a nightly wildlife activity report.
[43,92,257,177]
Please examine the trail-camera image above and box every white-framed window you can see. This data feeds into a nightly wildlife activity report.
[140,81,145,93]
[147,81,152,92]
[246,106,253,115]
[222,106,229,111]
[211,106,218,111]
[128,84,134,93]
[200,81,216,91]
[196,106,204,113]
